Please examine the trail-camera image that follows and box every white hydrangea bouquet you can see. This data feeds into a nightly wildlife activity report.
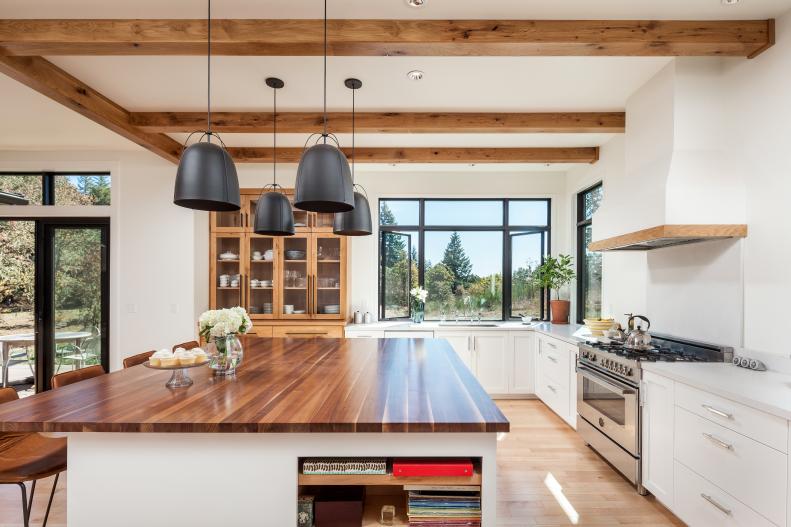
[198,307,251,374]
[410,287,428,323]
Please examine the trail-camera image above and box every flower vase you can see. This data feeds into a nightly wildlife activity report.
[411,302,425,324]
[208,334,243,375]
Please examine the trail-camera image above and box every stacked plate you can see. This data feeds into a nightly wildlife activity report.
[320,304,340,315]
[285,250,306,260]
[261,302,273,314]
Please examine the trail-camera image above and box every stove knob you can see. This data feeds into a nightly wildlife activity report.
[627,368,633,376]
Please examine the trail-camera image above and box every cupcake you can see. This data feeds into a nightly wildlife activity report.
[174,348,196,366]
[192,348,208,364]
[151,348,175,367]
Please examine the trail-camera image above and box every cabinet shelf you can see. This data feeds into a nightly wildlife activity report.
[284,287,307,290]
[216,287,240,290]
[250,287,274,290]
[250,260,273,264]
[317,287,340,290]
[284,259,307,263]
[317,259,341,263]
[217,259,240,263]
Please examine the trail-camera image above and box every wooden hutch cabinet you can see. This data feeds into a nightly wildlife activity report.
[209,188,348,338]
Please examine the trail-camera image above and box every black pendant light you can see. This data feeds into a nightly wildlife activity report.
[294,0,354,213]
[253,78,295,236]
[173,0,240,212]
[333,78,372,236]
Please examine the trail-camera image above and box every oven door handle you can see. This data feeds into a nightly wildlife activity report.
[577,365,635,396]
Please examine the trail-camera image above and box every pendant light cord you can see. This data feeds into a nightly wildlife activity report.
[322,0,328,142]
[273,86,277,186]
[207,0,212,139]
[351,85,355,183]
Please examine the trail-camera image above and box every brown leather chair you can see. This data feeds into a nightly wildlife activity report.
[123,350,155,369]
[172,340,200,352]
[0,387,66,527]
[51,364,106,389]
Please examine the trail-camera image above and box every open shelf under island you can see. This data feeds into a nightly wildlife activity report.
[0,336,509,526]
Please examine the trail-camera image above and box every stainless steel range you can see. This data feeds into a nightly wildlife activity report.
[576,331,733,495]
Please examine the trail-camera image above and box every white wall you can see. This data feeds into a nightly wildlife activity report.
[0,150,203,369]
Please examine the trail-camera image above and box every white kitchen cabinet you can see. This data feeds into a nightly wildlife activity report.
[472,333,510,394]
[511,334,536,394]
[438,333,475,371]
[641,371,676,508]
[383,330,434,338]
[344,329,385,338]
[535,333,578,428]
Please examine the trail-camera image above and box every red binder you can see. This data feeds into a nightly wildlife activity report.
[392,458,474,477]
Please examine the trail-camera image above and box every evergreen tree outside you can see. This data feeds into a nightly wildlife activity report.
[441,231,473,292]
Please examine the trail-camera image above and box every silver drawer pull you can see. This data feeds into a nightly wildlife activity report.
[702,404,733,420]
[547,385,556,393]
[545,341,557,349]
[702,432,733,450]
[547,355,558,363]
[701,493,732,516]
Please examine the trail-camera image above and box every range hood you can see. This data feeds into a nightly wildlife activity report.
[589,224,747,251]
[589,60,748,253]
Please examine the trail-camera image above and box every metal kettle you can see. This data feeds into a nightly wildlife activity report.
[624,314,652,350]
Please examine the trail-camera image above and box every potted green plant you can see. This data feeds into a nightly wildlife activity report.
[533,254,575,324]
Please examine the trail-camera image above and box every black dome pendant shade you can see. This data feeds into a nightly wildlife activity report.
[253,77,295,236]
[174,138,240,211]
[333,190,372,236]
[173,0,240,212]
[334,78,372,236]
[294,0,354,214]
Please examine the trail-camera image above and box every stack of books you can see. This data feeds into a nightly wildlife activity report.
[406,487,481,526]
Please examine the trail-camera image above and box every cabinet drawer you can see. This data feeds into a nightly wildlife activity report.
[674,407,787,526]
[272,326,343,338]
[674,461,775,527]
[344,330,385,338]
[539,336,569,387]
[251,326,273,337]
[537,375,571,422]
[675,381,787,453]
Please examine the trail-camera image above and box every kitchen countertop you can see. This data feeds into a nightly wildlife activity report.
[642,361,791,421]
[345,320,590,345]
[0,336,509,433]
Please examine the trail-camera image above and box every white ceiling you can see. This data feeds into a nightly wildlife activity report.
[2,0,791,19]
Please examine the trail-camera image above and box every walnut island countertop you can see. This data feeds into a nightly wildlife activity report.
[0,337,510,434]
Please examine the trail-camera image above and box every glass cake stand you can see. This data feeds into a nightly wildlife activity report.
[143,360,208,388]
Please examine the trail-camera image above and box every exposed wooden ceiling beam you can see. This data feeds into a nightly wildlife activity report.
[131,111,625,134]
[226,147,599,164]
[0,55,182,163]
[0,19,774,58]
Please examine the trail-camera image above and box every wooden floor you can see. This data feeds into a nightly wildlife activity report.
[0,400,682,526]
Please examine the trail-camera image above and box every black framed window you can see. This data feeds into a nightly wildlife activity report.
[379,198,550,321]
[576,183,603,323]
[0,172,111,206]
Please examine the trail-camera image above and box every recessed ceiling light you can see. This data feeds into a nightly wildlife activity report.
[407,70,424,81]
[406,0,426,7]
[721,0,739,5]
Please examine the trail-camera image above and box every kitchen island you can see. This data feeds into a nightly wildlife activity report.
[0,337,508,526]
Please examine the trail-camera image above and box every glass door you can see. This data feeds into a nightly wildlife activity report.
[211,233,245,310]
[279,235,310,319]
[312,212,335,231]
[40,220,110,390]
[509,231,545,320]
[247,234,277,319]
[312,234,345,319]
[379,231,413,320]
[0,220,37,395]
[210,208,245,232]
[284,191,310,233]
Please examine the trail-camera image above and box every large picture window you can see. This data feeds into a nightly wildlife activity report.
[379,199,550,321]
[576,183,603,323]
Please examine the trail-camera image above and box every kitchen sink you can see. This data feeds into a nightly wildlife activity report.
[437,322,501,328]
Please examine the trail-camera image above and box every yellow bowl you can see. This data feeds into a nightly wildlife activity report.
[584,319,615,336]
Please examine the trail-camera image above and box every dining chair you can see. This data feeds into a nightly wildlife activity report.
[123,350,155,369]
[51,365,106,389]
[172,340,200,352]
[0,387,66,527]
[59,327,102,371]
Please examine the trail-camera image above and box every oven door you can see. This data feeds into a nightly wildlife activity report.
[576,364,639,455]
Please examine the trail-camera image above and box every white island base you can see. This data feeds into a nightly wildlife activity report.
[66,432,498,526]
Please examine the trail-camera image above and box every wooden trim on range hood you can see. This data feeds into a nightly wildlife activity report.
[588,224,748,251]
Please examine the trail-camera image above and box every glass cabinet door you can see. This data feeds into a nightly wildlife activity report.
[247,235,277,319]
[312,234,345,319]
[210,209,245,232]
[279,235,311,319]
[312,212,335,231]
[211,234,244,310]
